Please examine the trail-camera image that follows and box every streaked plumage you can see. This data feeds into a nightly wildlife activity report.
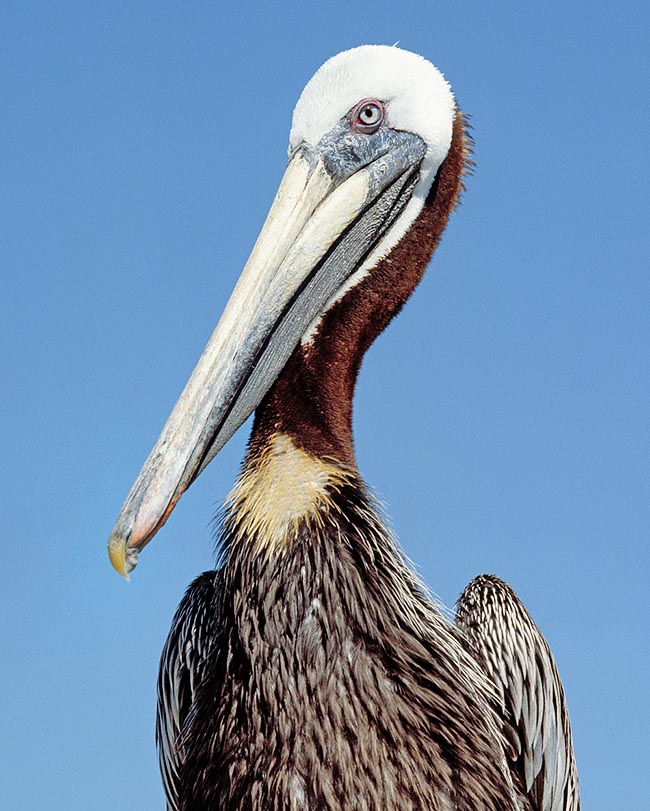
[108,46,581,810]
[456,576,580,811]
[159,479,517,810]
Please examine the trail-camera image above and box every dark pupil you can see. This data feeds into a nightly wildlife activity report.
[362,105,376,122]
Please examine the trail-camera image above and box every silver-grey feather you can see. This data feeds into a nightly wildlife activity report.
[156,571,221,811]
[455,574,580,811]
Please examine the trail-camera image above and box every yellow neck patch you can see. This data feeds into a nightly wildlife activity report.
[227,433,352,555]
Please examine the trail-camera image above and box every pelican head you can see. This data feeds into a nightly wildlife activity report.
[108,45,461,576]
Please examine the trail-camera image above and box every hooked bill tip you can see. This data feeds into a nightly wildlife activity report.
[108,532,140,580]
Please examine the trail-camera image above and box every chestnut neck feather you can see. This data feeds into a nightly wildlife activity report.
[251,113,471,467]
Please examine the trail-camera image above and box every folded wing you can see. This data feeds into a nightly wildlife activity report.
[455,574,580,811]
[156,571,222,811]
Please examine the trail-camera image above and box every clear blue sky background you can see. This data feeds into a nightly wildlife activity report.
[2,2,648,808]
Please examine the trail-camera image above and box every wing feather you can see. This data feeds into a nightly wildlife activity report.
[156,570,221,811]
[455,574,580,811]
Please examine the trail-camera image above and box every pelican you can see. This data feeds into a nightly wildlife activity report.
[108,46,580,811]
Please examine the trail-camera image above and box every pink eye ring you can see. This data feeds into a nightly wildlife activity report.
[351,99,385,134]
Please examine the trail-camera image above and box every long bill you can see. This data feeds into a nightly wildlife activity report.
[108,143,423,577]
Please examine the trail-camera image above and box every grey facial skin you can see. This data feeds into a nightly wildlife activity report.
[303,117,427,200]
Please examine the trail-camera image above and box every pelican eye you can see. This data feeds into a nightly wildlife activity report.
[351,99,385,134]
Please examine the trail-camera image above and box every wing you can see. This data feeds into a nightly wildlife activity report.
[156,570,222,811]
[455,574,580,811]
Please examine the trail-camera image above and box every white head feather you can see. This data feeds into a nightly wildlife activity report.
[290,45,456,195]
[290,45,457,342]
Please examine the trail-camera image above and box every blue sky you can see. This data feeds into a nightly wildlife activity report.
[2,2,648,808]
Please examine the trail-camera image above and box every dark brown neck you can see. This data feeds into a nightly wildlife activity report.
[251,113,471,468]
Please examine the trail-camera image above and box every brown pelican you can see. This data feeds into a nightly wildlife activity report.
[108,46,580,811]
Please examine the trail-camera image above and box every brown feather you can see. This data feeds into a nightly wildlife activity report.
[251,112,472,468]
